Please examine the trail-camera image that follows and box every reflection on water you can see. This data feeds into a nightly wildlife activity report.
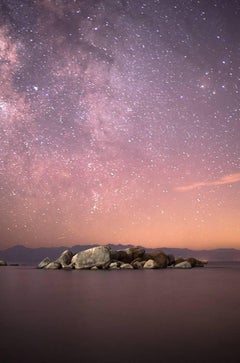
[1,263,240,363]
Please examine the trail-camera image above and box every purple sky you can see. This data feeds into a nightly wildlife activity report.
[0,0,239,249]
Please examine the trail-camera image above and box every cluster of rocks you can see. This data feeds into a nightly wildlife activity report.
[37,246,207,270]
[0,260,19,267]
[0,260,7,266]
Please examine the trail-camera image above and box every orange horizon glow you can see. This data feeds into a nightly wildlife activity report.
[1,174,239,250]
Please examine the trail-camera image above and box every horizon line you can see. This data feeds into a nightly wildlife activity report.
[1,243,240,252]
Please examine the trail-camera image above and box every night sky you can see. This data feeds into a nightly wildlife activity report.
[0,0,239,249]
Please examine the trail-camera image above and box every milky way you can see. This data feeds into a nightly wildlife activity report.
[0,0,240,249]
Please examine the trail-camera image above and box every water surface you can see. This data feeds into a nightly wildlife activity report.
[1,262,240,363]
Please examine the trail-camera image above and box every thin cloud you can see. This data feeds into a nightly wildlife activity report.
[175,172,240,192]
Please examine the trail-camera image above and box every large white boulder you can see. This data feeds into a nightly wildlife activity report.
[72,246,110,269]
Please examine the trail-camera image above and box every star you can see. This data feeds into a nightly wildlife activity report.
[0,0,239,249]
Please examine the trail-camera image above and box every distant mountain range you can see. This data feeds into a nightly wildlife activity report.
[1,244,240,265]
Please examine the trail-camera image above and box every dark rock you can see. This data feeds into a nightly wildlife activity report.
[167,254,175,266]
[147,250,169,268]
[99,261,111,270]
[131,257,143,264]
[115,250,131,263]
[174,257,185,265]
[110,250,119,261]
[125,247,145,260]
[187,257,204,267]
[132,261,143,269]
[110,247,145,263]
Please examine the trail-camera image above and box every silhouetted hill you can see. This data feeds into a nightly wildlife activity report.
[0,244,240,265]
[159,247,240,261]
[0,244,96,265]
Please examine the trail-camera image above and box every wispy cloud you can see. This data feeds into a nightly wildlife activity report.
[175,172,240,192]
[57,236,66,240]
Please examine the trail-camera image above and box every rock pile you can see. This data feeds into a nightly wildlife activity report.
[0,260,19,267]
[37,246,207,270]
[0,260,7,266]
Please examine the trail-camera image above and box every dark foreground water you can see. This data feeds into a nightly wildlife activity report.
[1,262,240,363]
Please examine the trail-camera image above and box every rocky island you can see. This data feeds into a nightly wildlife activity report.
[37,246,207,270]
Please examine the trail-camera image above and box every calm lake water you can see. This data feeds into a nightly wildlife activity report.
[1,262,240,363]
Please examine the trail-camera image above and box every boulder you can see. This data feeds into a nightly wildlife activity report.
[167,254,175,266]
[143,259,158,269]
[175,261,192,269]
[110,247,145,263]
[125,247,145,261]
[0,260,7,266]
[90,266,98,270]
[38,257,51,269]
[56,250,73,267]
[147,250,168,268]
[115,250,131,263]
[45,262,61,270]
[72,246,111,270]
[187,257,204,268]
[110,250,119,261]
[131,257,143,264]
[174,257,185,265]
[132,261,143,269]
[109,262,119,270]
[200,259,208,265]
[120,263,133,269]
